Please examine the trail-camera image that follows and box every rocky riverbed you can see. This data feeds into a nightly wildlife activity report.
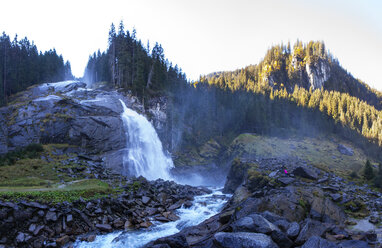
[145,157,382,248]
[0,177,213,248]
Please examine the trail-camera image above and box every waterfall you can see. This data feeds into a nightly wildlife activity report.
[119,99,174,181]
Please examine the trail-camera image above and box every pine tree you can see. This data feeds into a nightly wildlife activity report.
[363,160,375,180]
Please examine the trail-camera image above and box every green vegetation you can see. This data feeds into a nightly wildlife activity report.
[0,32,73,106]
[0,143,119,203]
[84,21,187,100]
[363,160,375,180]
[0,179,114,204]
[0,143,44,166]
[229,133,369,178]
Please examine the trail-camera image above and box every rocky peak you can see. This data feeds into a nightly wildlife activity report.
[305,58,330,90]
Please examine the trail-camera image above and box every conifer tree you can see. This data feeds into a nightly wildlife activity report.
[363,160,375,180]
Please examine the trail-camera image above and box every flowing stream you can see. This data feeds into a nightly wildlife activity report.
[73,99,229,247]
[74,189,228,248]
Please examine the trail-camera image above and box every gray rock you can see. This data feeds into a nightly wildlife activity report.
[338,240,369,248]
[271,229,293,248]
[337,144,354,156]
[67,214,73,223]
[45,211,58,221]
[293,167,318,180]
[286,221,300,239]
[296,219,329,244]
[142,196,151,205]
[232,214,278,234]
[302,236,338,248]
[214,232,278,248]
[331,193,342,202]
[96,224,112,232]
[278,177,295,185]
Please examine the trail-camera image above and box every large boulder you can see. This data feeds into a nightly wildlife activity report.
[293,166,318,180]
[213,232,278,248]
[232,214,279,234]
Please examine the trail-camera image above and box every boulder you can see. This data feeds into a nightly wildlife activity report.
[96,224,112,232]
[45,211,58,222]
[286,222,300,239]
[337,144,354,156]
[338,240,369,248]
[302,236,338,248]
[271,229,293,248]
[278,177,295,185]
[293,167,318,180]
[295,219,329,244]
[142,196,151,205]
[148,233,188,248]
[213,232,278,248]
[232,214,278,234]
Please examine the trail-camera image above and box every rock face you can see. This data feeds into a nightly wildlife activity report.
[0,81,170,175]
[305,59,330,90]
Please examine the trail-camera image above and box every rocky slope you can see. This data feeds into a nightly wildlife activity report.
[0,81,167,177]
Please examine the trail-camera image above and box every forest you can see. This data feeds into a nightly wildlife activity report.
[0,32,72,106]
[85,24,382,159]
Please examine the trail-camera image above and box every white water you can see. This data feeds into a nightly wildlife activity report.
[119,100,174,181]
[73,189,228,248]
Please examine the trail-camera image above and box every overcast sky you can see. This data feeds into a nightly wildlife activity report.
[1,0,382,89]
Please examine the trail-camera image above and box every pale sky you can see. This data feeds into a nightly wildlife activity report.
[1,0,382,90]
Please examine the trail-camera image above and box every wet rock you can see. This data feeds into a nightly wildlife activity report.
[87,235,96,242]
[293,167,318,180]
[147,233,188,248]
[96,224,112,232]
[302,236,338,248]
[140,221,152,228]
[214,232,278,248]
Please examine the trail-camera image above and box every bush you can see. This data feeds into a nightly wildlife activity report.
[0,143,44,166]
[363,160,375,180]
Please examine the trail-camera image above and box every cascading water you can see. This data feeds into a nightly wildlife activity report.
[119,99,174,181]
[73,99,229,248]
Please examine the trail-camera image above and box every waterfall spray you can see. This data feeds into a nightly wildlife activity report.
[119,99,174,180]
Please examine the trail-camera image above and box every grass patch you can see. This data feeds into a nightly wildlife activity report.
[0,179,114,204]
[230,133,371,178]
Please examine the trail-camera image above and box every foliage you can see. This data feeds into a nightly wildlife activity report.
[363,160,375,180]
[0,32,73,106]
[0,179,113,204]
[0,143,44,166]
[84,21,187,100]
[373,163,382,188]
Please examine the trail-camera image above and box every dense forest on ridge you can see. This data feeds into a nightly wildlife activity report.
[0,32,73,106]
